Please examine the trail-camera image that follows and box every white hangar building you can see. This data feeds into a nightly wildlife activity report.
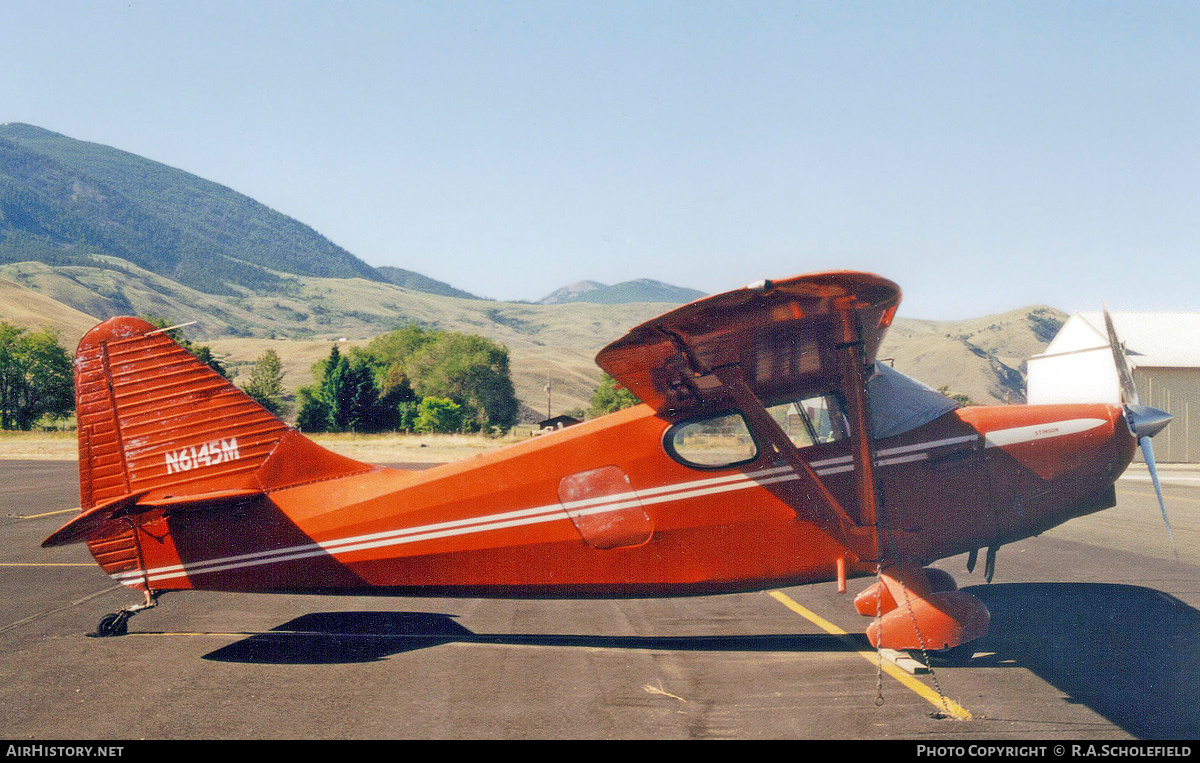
[1027,311,1200,463]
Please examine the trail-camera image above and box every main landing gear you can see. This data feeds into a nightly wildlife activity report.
[854,560,990,661]
[92,590,160,637]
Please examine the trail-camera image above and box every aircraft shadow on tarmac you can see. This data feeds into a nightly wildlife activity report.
[199,583,1199,738]
[200,609,854,665]
[963,583,1200,740]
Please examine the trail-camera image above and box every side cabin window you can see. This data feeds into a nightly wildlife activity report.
[664,412,757,469]
[766,393,850,449]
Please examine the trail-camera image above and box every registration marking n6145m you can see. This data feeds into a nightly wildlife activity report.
[164,438,240,475]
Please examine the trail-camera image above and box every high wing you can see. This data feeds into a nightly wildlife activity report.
[595,271,901,417]
[597,271,902,566]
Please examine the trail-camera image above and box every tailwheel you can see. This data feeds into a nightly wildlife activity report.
[90,590,160,637]
[94,611,130,638]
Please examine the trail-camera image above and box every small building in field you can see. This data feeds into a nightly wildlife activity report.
[1027,311,1200,463]
[534,415,582,436]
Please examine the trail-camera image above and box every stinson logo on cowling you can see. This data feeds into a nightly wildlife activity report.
[164,438,240,474]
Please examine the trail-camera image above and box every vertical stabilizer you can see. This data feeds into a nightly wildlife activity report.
[47,316,375,552]
[73,316,291,508]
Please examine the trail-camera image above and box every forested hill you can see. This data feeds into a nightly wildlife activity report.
[0,123,384,296]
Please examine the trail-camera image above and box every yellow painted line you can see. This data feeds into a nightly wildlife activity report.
[12,507,79,519]
[768,590,972,720]
[124,632,260,638]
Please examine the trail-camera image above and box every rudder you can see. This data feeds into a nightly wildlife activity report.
[46,316,372,552]
[73,316,291,508]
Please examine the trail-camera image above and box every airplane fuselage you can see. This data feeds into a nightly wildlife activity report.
[87,400,1135,598]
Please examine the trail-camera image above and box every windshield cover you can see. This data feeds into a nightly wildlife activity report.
[867,362,959,440]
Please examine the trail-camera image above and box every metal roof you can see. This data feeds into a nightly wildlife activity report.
[1041,311,1200,369]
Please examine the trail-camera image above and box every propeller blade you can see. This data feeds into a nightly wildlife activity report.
[1104,305,1176,556]
[1103,304,1140,405]
[1139,435,1178,559]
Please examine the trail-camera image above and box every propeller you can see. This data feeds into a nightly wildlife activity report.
[1102,305,1176,553]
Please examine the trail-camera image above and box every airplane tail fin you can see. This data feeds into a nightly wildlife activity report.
[44,316,371,550]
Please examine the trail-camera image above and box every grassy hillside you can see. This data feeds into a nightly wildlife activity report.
[882,306,1066,404]
[0,255,670,420]
[377,266,482,300]
[0,252,1064,419]
[0,277,98,347]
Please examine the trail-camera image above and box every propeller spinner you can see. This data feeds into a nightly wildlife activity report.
[1102,306,1176,552]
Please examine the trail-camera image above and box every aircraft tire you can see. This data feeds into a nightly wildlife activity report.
[95,612,128,637]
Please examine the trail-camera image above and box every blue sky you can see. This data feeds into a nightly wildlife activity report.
[2,1,1197,319]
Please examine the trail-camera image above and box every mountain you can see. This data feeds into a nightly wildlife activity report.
[0,124,1066,419]
[539,278,705,305]
[0,123,383,296]
[1,252,1064,420]
[881,306,1067,405]
[377,266,482,300]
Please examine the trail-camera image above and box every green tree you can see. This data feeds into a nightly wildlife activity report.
[937,385,975,406]
[241,348,288,417]
[297,344,383,433]
[0,323,73,430]
[405,332,518,432]
[360,326,432,430]
[371,361,420,432]
[333,355,380,432]
[358,325,518,433]
[589,373,639,417]
[363,325,436,382]
[413,397,463,433]
[295,385,331,432]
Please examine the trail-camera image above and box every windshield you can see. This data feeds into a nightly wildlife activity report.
[763,363,958,447]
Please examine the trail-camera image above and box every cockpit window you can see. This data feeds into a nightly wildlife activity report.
[664,363,958,470]
[763,364,959,446]
[766,394,850,448]
[664,412,758,469]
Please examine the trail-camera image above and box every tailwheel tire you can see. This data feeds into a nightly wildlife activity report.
[95,612,129,637]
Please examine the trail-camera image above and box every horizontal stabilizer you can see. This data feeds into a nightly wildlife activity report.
[254,429,376,491]
[42,493,143,548]
[42,487,265,548]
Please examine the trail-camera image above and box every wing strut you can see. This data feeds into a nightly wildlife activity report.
[708,308,883,565]
[709,364,868,553]
[833,304,882,560]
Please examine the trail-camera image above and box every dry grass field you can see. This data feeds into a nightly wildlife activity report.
[0,430,521,464]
